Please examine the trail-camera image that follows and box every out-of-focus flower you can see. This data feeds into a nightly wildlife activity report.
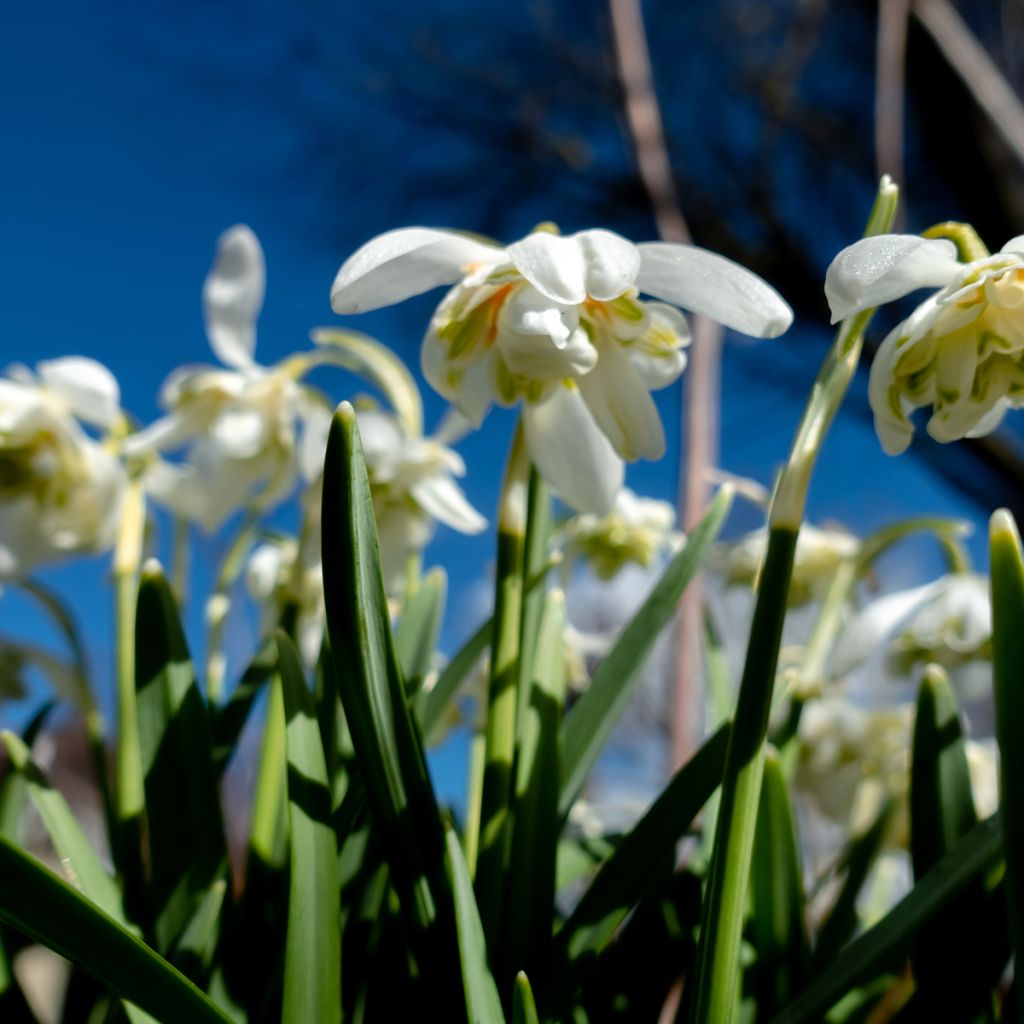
[125,226,329,530]
[796,697,913,846]
[246,532,324,667]
[0,358,125,576]
[713,522,859,607]
[359,405,486,595]
[330,226,792,514]
[825,232,1024,454]
[966,739,999,820]
[832,572,990,679]
[559,487,683,579]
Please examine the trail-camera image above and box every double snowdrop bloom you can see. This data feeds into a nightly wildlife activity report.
[560,486,683,579]
[832,572,991,679]
[826,231,1024,454]
[358,405,486,595]
[715,522,860,607]
[330,226,792,513]
[0,358,125,576]
[125,226,330,530]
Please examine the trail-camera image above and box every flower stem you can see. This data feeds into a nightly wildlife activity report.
[685,178,899,1024]
[473,420,528,951]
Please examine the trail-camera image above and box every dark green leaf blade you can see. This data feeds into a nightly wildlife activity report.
[559,486,733,817]
[0,834,231,1024]
[395,567,446,693]
[278,632,341,1024]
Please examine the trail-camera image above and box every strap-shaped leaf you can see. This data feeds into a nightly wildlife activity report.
[445,822,505,1024]
[278,632,341,1024]
[512,972,539,1024]
[0,835,231,1024]
[395,567,447,693]
[321,403,460,1011]
[211,639,276,776]
[559,486,733,817]
[770,814,1003,1024]
[135,563,227,953]
[557,724,728,967]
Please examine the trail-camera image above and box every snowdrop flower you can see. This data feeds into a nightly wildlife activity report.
[246,534,324,667]
[559,487,683,579]
[825,231,1024,454]
[0,358,125,576]
[331,226,792,514]
[125,226,328,529]
[714,523,860,607]
[832,572,990,679]
[358,405,486,595]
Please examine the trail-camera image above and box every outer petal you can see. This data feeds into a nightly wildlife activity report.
[522,384,623,514]
[409,475,487,534]
[577,338,665,461]
[203,225,265,369]
[824,235,960,324]
[37,357,121,429]
[507,230,640,305]
[636,243,793,337]
[330,228,504,314]
[209,405,270,459]
[1000,236,1024,255]
[867,322,917,456]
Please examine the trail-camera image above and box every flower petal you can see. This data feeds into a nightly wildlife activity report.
[636,243,793,337]
[507,232,587,305]
[522,384,623,514]
[576,230,642,301]
[868,323,917,456]
[37,357,121,429]
[330,228,503,314]
[577,338,665,461]
[824,234,960,324]
[1000,236,1024,255]
[203,225,266,369]
[409,475,487,534]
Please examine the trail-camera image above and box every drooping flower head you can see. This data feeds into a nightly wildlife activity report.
[825,230,1024,454]
[0,358,125,576]
[331,226,792,513]
[559,486,683,579]
[125,226,329,529]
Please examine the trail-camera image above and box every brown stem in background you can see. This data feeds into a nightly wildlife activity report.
[876,0,909,227]
[609,0,723,772]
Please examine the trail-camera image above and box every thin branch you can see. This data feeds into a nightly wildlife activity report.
[608,0,723,772]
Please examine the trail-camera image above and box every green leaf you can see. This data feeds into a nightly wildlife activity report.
[278,631,341,1024]
[559,485,733,818]
[769,815,1003,1024]
[512,972,539,1024]
[321,403,460,1012]
[556,724,728,967]
[0,834,231,1024]
[503,589,565,986]
[395,567,447,694]
[989,508,1024,994]
[420,618,490,747]
[812,801,893,970]
[135,562,227,953]
[445,822,505,1024]
[749,748,808,1016]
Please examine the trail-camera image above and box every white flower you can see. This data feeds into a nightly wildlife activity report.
[358,405,486,594]
[832,572,991,679]
[0,358,125,576]
[246,534,324,667]
[125,226,328,530]
[330,226,792,514]
[825,232,1024,454]
[714,522,860,607]
[560,486,683,579]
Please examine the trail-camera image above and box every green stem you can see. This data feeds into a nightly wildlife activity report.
[473,421,528,950]
[686,177,899,1024]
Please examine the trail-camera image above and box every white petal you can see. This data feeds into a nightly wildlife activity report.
[209,406,269,458]
[636,243,793,337]
[409,475,487,534]
[330,228,503,314]
[453,354,495,428]
[501,285,578,347]
[500,324,598,381]
[122,408,208,456]
[507,232,587,305]
[296,398,332,481]
[246,543,285,598]
[965,397,1009,438]
[824,235,960,324]
[203,225,265,369]
[37,357,121,429]
[867,323,916,456]
[577,230,643,300]
[522,385,623,514]
[577,339,665,461]
[431,406,474,447]
[1001,236,1024,255]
